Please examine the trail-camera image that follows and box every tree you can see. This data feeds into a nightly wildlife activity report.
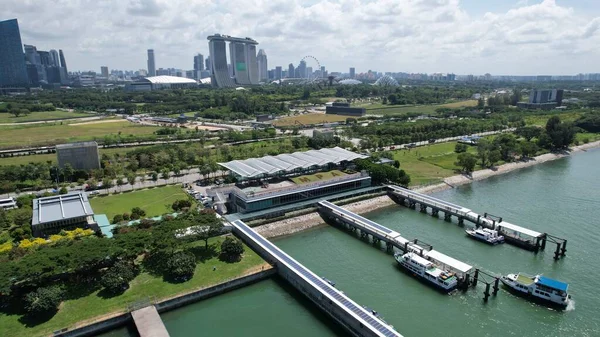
[488,150,501,167]
[493,133,517,161]
[113,214,124,223]
[191,216,224,249]
[102,177,114,191]
[477,97,485,109]
[393,160,400,169]
[515,126,542,141]
[519,141,538,159]
[161,169,170,183]
[545,116,576,149]
[100,260,137,294]
[151,172,159,185]
[126,173,136,190]
[476,139,491,167]
[220,236,244,262]
[165,251,196,281]
[456,152,477,173]
[116,177,125,192]
[24,285,65,314]
[172,199,192,211]
[455,143,468,153]
[62,164,74,183]
[131,207,146,220]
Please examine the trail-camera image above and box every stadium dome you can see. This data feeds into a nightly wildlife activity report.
[339,79,362,85]
[374,75,399,87]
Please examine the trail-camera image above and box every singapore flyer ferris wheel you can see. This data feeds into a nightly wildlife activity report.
[298,55,322,83]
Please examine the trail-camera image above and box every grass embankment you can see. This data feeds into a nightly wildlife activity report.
[0,111,91,123]
[90,186,192,220]
[0,237,267,337]
[0,120,159,149]
[359,100,478,116]
[272,113,349,126]
[392,141,476,186]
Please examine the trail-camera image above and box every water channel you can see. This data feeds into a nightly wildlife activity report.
[100,148,600,337]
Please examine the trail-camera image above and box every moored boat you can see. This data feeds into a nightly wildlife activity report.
[394,252,457,292]
[501,273,571,309]
[465,227,505,245]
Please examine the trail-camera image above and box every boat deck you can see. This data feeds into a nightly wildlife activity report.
[516,274,535,285]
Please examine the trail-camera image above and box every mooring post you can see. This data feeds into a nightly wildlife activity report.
[493,278,499,296]
[554,242,561,261]
[473,269,479,287]
[561,240,567,257]
[458,217,464,226]
[409,201,416,209]
[420,204,427,213]
[540,235,547,250]
[483,283,491,302]
[386,242,393,253]
[431,209,439,217]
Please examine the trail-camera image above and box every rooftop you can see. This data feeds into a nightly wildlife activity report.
[537,276,568,292]
[218,147,368,179]
[32,192,94,226]
[142,76,197,85]
[56,141,98,149]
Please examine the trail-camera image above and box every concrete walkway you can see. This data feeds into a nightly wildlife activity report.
[131,306,170,337]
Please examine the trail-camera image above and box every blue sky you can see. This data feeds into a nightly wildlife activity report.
[1,0,600,75]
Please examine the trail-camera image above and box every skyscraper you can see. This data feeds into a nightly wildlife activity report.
[0,19,29,88]
[320,66,326,78]
[229,42,251,85]
[59,49,68,73]
[208,35,259,88]
[147,49,156,76]
[208,36,236,88]
[101,66,109,78]
[275,66,282,80]
[24,44,47,84]
[205,56,211,72]
[257,49,268,81]
[246,44,258,84]
[297,60,307,79]
[193,53,204,71]
[49,49,60,67]
[288,63,295,78]
[349,67,355,79]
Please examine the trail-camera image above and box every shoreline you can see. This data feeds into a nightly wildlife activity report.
[257,140,600,239]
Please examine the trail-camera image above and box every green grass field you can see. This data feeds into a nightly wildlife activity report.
[391,141,482,186]
[0,146,151,167]
[272,113,349,126]
[290,170,347,184]
[0,111,90,123]
[359,100,478,116]
[90,186,192,220]
[0,236,266,337]
[522,111,584,126]
[0,120,159,149]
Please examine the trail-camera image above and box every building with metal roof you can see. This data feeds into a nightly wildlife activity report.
[219,147,368,180]
[31,192,98,237]
[125,75,198,91]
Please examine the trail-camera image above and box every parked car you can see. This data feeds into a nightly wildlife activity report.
[89,190,100,196]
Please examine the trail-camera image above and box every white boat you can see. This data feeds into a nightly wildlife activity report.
[394,252,457,292]
[465,227,505,245]
[501,273,571,309]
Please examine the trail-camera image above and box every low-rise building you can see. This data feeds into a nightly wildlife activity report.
[0,197,17,210]
[31,192,98,237]
[325,102,366,117]
[56,141,101,170]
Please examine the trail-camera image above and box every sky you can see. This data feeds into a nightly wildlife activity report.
[1,0,600,75]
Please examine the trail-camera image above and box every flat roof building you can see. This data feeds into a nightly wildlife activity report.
[32,192,98,237]
[56,141,101,170]
[325,105,366,117]
[125,75,198,91]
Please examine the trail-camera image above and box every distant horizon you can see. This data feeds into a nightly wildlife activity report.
[2,0,600,75]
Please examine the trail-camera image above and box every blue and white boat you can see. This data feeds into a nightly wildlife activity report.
[501,273,571,309]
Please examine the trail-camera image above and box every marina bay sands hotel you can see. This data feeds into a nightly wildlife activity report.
[207,34,259,88]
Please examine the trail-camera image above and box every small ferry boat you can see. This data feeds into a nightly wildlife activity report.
[501,273,570,309]
[394,252,457,292]
[465,227,505,245]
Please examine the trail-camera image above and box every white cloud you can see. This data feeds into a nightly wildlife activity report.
[0,0,598,75]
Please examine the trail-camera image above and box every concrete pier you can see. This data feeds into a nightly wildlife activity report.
[131,306,170,337]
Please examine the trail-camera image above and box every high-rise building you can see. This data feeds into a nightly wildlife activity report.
[100,66,109,78]
[49,49,60,67]
[297,60,307,79]
[257,49,268,81]
[307,67,313,79]
[275,66,282,80]
[205,56,211,72]
[24,44,47,84]
[288,63,295,78]
[208,35,259,87]
[349,67,355,79]
[194,53,204,71]
[38,51,51,66]
[1,19,33,88]
[59,49,68,73]
[320,66,326,78]
[147,49,156,76]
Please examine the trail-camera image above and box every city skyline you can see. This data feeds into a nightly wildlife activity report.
[1,1,600,75]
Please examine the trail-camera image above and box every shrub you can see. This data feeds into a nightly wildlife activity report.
[100,260,137,294]
[113,214,124,223]
[454,143,468,153]
[122,213,131,221]
[24,285,65,314]
[220,237,244,262]
[165,251,196,281]
[172,199,192,211]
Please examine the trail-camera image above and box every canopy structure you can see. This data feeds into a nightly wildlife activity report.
[537,276,568,292]
[219,147,368,180]
[425,250,473,274]
[497,221,543,238]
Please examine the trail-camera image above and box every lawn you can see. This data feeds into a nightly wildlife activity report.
[522,111,584,126]
[0,120,160,149]
[363,100,478,116]
[0,111,90,123]
[0,236,267,337]
[0,146,152,167]
[575,132,600,143]
[290,170,347,184]
[272,113,349,126]
[391,141,480,186]
[90,186,192,220]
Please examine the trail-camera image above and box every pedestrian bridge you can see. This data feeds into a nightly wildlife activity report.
[230,220,402,337]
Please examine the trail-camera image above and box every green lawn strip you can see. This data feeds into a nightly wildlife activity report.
[0,237,266,337]
[364,100,478,116]
[0,111,90,123]
[0,121,160,149]
[290,170,347,184]
[0,146,153,167]
[89,186,192,220]
[575,132,600,143]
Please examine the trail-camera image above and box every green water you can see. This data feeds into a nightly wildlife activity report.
[100,149,600,337]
